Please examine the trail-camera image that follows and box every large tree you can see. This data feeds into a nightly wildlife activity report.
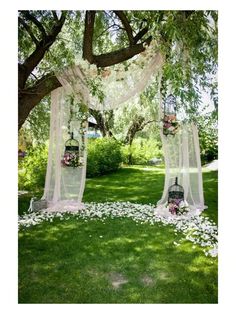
[18,10,153,130]
[18,10,217,132]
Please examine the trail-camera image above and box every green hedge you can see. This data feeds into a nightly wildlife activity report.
[121,138,163,165]
[199,132,218,164]
[86,138,122,177]
[18,138,123,191]
[18,145,48,191]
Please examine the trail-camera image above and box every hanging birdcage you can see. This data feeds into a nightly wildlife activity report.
[163,94,179,136]
[61,132,81,168]
[167,177,184,214]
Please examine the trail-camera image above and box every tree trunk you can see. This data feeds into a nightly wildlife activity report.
[18,74,62,129]
[18,10,153,130]
[89,109,115,138]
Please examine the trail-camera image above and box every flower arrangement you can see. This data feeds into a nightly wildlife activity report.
[61,152,83,168]
[163,114,179,136]
[166,199,189,215]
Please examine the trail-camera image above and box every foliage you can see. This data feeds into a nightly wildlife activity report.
[195,113,218,164]
[18,145,48,191]
[18,128,33,151]
[87,138,122,177]
[121,138,163,165]
[18,10,218,129]
[24,97,50,145]
[112,81,160,143]
[18,138,123,192]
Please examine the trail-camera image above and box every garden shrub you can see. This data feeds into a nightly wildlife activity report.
[86,137,122,177]
[121,138,164,165]
[18,145,48,191]
[198,121,218,164]
[18,137,164,192]
[18,138,123,191]
[199,137,218,164]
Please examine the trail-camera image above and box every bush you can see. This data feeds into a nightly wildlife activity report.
[198,118,218,164]
[18,145,48,191]
[87,138,122,177]
[18,138,123,191]
[121,138,163,165]
[199,132,218,164]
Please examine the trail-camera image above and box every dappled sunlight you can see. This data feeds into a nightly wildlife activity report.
[18,166,218,303]
[19,216,218,303]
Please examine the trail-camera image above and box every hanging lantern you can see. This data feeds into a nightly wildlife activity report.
[163,94,179,136]
[167,177,184,214]
[61,132,81,168]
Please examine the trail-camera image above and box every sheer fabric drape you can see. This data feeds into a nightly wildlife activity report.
[42,52,164,211]
[57,52,164,111]
[42,88,87,211]
[155,123,206,217]
[39,47,205,215]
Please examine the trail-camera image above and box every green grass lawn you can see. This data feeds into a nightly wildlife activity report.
[18,166,218,304]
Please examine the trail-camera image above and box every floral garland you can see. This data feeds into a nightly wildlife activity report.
[73,39,160,104]
[163,114,179,136]
[166,199,189,215]
[61,96,88,168]
[61,152,84,168]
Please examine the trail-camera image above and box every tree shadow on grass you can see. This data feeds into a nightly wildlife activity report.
[19,216,218,304]
[202,170,218,223]
[18,167,218,220]
[83,167,165,204]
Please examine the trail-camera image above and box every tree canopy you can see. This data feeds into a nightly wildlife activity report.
[18,10,218,140]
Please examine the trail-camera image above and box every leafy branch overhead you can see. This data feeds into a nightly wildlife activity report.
[82,11,152,67]
[18,10,218,132]
[18,10,153,129]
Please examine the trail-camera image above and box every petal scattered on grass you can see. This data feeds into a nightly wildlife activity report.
[18,202,218,257]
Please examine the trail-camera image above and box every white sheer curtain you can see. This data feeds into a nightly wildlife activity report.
[57,52,164,111]
[34,47,205,215]
[39,51,164,211]
[155,122,206,217]
[42,88,88,211]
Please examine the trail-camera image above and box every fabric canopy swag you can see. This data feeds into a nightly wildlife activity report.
[34,40,205,216]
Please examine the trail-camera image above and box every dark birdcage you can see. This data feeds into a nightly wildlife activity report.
[168,177,184,204]
[163,94,179,136]
[61,132,80,168]
[164,94,176,116]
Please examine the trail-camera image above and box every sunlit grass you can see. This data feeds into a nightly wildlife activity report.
[18,166,218,303]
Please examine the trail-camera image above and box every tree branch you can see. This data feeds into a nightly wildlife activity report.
[133,27,149,44]
[18,16,39,46]
[52,10,59,21]
[124,118,157,145]
[21,11,47,38]
[18,73,62,129]
[113,10,134,45]
[19,11,67,88]
[82,10,96,63]
[82,10,152,67]
[93,36,152,67]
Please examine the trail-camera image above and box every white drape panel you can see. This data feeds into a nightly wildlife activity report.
[57,52,164,111]
[155,123,206,217]
[41,52,163,211]
[42,88,87,211]
[40,49,205,215]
